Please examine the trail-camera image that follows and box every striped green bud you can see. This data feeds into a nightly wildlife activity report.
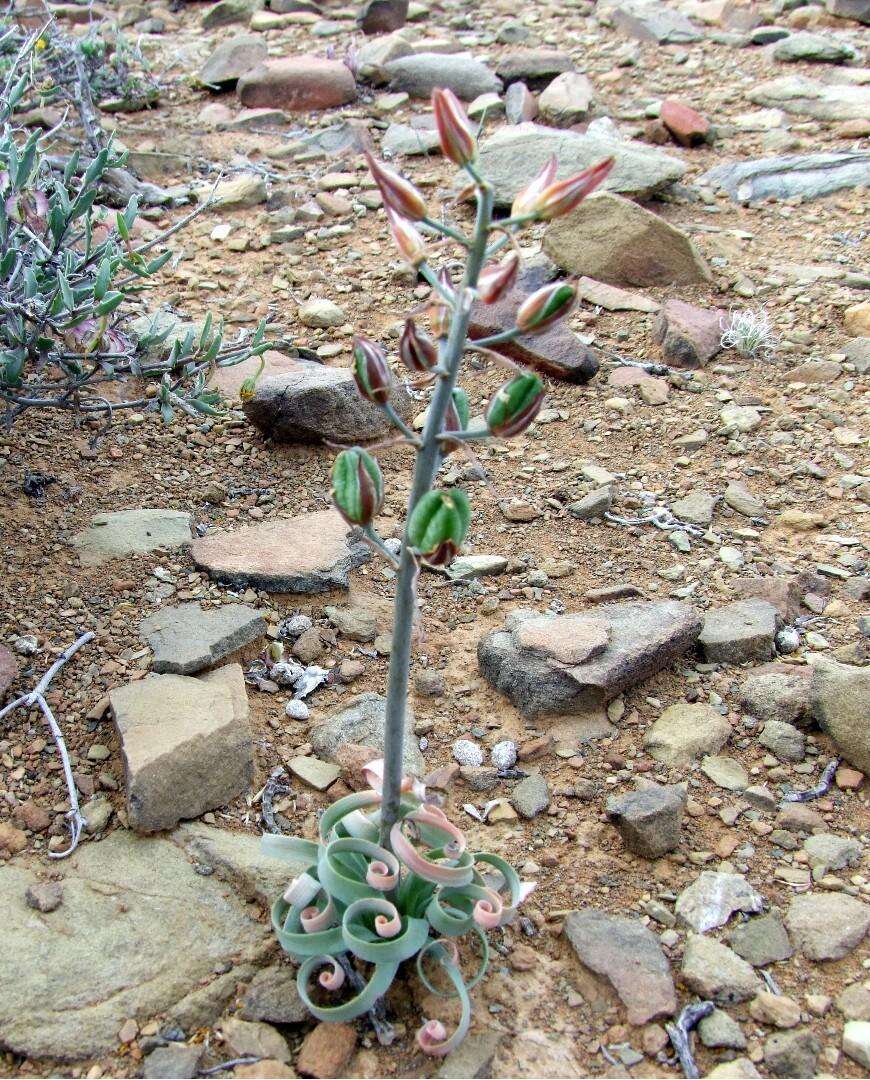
[407,488,471,568]
[331,447,384,527]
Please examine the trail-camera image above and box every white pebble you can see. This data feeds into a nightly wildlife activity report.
[491,740,518,770]
[776,627,800,654]
[453,739,484,768]
[285,699,310,720]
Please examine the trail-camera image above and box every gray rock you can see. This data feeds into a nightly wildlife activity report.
[191,509,371,593]
[539,72,595,125]
[724,481,765,518]
[643,703,731,766]
[838,984,870,1021]
[699,1008,748,1050]
[564,909,677,1024]
[199,34,267,87]
[143,1045,203,1079]
[827,0,870,22]
[382,121,442,156]
[289,755,341,791]
[843,1022,870,1069]
[803,833,862,873]
[844,336,870,372]
[239,965,308,1024]
[325,603,379,642]
[610,0,703,43]
[699,599,780,664]
[728,911,794,967]
[384,53,501,99]
[82,795,113,835]
[773,31,859,63]
[0,645,17,699]
[219,1016,290,1063]
[810,657,870,773]
[140,602,266,675]
[477,123,685,207]
[653,299,724,368]
[748,75,870,121]
[448,554,510,580]
[243,360,411,445]
[671,490,717,526]
[701,755,749,791]
[739,665,812,724]
[25,881,63,913]
[606,782,685,857]
[495,49,573,87]
[435,1030,502,1079]
[758,720,805,763]
[764,1029,820,1078]
[785,893,870,960]
[478,600,701,719]
[202,0,262,28]
[309,692,423,774]
[568,487,613,520]
[682,934,761,1004]
[0,831,271,1058]
[110,665,253,833]
[73,509,192,567]
[701,152,870,202]
[676,871,764,933]
[511,771,550,818]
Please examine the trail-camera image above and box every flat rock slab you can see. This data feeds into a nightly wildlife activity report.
[477,122,686,207]
[140,602,266,675]
[73,509,192,566]
[191,509,371,593]
[701,152,870,202]
[785,892,870,961]
[478,600,701,718]
[748,75,870,121]
[699,599,780,664]
[564,909,677,1024]
[384,53,501,99]
[682,934,761,1005]
[0,830,270,1059]
[676,871,764,933]
[644,703,731,765]
[110,665,254,833]
[309,691,423,775]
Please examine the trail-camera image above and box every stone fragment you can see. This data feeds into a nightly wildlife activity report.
[606,782,685,857]
[803,833,861,873]
[682,934,761,1004]
[544,193,710,287]
[660,98,710,146]
[199,174,267,210]
[0,823,26,853]
[827,0,870,20]
[511,772,550,818]
[110,666,252,833]
[845,301,870,336]
[309,692,423,774]
[296,1022,357,1079]
[479,600,701,718]
[707,1060,762,1079]
[671,490,716,525]
[774,31,858,63]
[496,49,573,87]
[785,893,870,960]
[199,34,267,87]
[237,57,356,111]
[733,577,802,621]
[676,871,764,933]
[699,599,780,664]
[288,755,341,791]
[143,1045,203,1080]
[191,510,370,593]
[758,720,805,763]
[728,911,793,967]
[202,0,261,28]
[653,299,723,367]
[477,123,685,207]
[749,75,870,122]
[577,277,660,312]
[25,882,63,913]
[810,657,870,773]
[643,703,730,766]
[73,509,192,566]
[242,361,411,444]
[435,1030,501,1079]
[837,984,870,1021]
[514,615,610,665]
[724,482,765,518]
[701,151,870,202]
[240,965,308,1024]
[505,80,538,123]
[359,0,408,34]
[751,992,801,1029]
[448,554,509,580]
[763,1029,820,1078]
[564,909,677,1025]
[384,53,501,99]
[699,1008,747,1050]
[702,755,749,791]
[611,0,703,42]
[568,487,613,520]
[220,1017,291,1063]
[140,602,265,675]
[0,646,17,699]
[539,72,595,125]
[844,1022,870,1069]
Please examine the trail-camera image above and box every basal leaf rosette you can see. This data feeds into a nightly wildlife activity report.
[262,760,534,1056]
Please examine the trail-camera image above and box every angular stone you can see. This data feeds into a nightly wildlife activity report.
[577,277,660,313]
[191,510,370,593]
[671,489,717,525]
[242,360,411,444]
[653,299,724,368]
[539,72,595,125]
[143,1045,203,1079]
[644,703,730,766]
[803,833,861,873]
[774,31,858,63]
[200,173,267,210]
[564,909,677,1024]
[515,615,610,665]
[510,771,550,818]
[810,658,870,773]
[699,1008,747,1050]
[606,782,685,858]
[384,53,501,99]
[505,80,538,123]
[544,193,710,288]
[676,871,764,933]
[309,692,423,774]
[827,0,870,22]
[729,911,793,967]
[702,755,749,791]
[701,152,870,202]
[844,1021,870,1069]
[682,934,761,1005]
[724,481,765,518]
[496,49,573,88]
[381,120,441,156]
[733,577,803,621]
[140,602,266,675]
[0,831,270,1058]
[758,720,805,763]
[110,666,253,833]
[707,1059,762,1078]
[435,1030,502,1079]
[237,56,356,111]
[785,893,870,961]
[478,123,686,207]
[568,487,613,520]
[478,600,701,719]
[749,76,870,122]
[448,554,509,580]
[220,1016,291,1063]
[240,965,308,1024]
[0,645,18,699]
[73,509,192,566]
[764,1029,820,1078]
[199,34,267,87]
[202,0,262,29]
[610,0,703,42]
[359,0,408,34]
[751,992,801,1029]
[699,599,780,664]
[288,755,341,791]
[297,1021,357,1079]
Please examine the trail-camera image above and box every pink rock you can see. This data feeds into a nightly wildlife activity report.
[653,299,724,368]
[237,56,356,112]
[0,646,17,700]
[660,98,710,147]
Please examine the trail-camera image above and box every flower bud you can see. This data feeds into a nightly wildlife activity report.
[429,268,453,339]
[407,488,471,568]
[510,155,557,219]
[352,336,392,405]
[478,251,519,304]
[515,281,577,334]
[331,447,384,527]
[431,88,477,168]
[399,318,437,374]
[386,208,427,267]
[365,152,428,221]
[535,157,615,220]
[486,372,545,437]
[443,387,470,433]
[239,377,257,401]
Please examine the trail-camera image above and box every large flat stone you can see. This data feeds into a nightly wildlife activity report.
[699,599,780,664]
[73,509,192,566]
[309,692,423,775]
[140,602,266,675]
[564,909,678,1025]
[478,600,701,719]
[810,657,870,774]
[701,152,870,203]
[191,509,371,593]
[748,75,870,121]
[384,53,501,99]
[237,56,356,111]
[644,703,731,766]
[110,665,254,833]
[785,893,870,961]
[477,123,686,207]
[0,831,270,1059]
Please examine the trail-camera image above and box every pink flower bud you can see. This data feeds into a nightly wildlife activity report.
[510,155,557,219]
[478,251,519,304]
[515,281,577,334]
[535,157,615,220]
[386,208,427,267]
[365,152,428,221]
[399,318,437,374]
[431,88,477,167]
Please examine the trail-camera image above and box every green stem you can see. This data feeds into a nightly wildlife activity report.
[418,263,456,305]
[473,327,521,348]
[420,216,470,248]
[378,179,494,850]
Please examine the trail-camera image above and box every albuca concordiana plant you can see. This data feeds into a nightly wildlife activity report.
[262,88,614,1055]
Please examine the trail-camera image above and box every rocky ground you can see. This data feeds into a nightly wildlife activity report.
[0,0,869,1076]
